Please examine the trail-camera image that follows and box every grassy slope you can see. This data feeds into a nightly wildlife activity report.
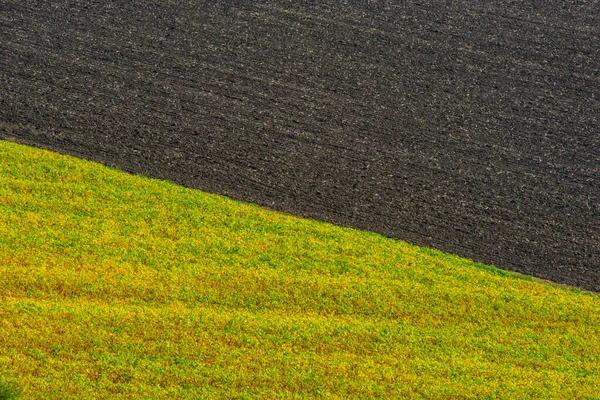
[0,140,598,399]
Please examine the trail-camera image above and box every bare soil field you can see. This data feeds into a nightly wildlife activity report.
[1,0,599,292]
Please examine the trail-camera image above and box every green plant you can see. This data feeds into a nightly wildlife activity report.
[1,140,599,399]
[0,381,21,400]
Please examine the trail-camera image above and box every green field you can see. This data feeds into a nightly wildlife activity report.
[0,140,598,399]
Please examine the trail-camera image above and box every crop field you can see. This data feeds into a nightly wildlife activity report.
[1,0,599,292]
[1,140,599,399]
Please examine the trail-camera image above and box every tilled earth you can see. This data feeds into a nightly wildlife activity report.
[1,0,599,292]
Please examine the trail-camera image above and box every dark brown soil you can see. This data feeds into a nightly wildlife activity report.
[1,0,599,292]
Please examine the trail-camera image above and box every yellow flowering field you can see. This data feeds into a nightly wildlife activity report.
[0,140,598,399]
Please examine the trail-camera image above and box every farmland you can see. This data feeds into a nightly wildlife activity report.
[1,0,599,397]
[1,140,599,399]
[1,0,599,291]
